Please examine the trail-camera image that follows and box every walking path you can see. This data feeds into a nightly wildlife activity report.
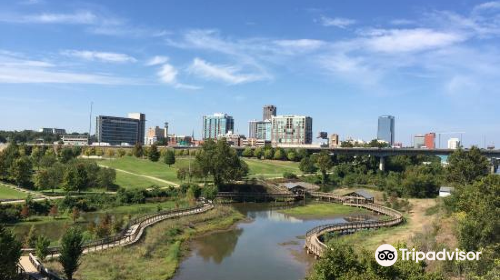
[99,165,180,187]
[19,203,213,279]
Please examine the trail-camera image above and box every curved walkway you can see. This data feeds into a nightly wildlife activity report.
[304,192,404,258]
[19,203,214,280]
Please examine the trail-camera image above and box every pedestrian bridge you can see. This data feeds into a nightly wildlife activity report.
[304,192,404,258]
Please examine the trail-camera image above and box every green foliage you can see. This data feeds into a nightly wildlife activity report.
[273,148,285,160]
[300,157,318,174]
[401,164,442,198]
[34,169,51,190]
[35,235,51,261]
[253,147,263,159]
[242,147,253,157]
[194,139,249,187]
[283,171,298,179]
[202,185,218,200]
[97,167,116,190]
[59,227,84,280]
[446,146,489,185]
[164,150,176,166]
[315,151,334,185]
[263,148,274,159]
[187,184,202,199]
[148,144,160,162]
[132,142,144,158]
[287,149,298,161]
[0,224,22,280]
[9,156,32,186]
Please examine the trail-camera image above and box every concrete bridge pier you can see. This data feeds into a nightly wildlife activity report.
[379,156,386,171]
[489,158,498,174]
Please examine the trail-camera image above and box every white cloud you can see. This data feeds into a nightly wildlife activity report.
[390,19,415,25]
[188,58,266,85]
[146,56,169,66]
[0,11,98,24]
[273,39,325,54]
[61,50,137,63]
[473,1,500,13]
[320,16,356,28]
[364,29,465,53]
[157,64,177,84]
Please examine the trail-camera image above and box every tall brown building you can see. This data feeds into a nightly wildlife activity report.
[263,105,277,121]
[424,133,436,149]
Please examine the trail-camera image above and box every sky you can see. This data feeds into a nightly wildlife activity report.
[0,0,499,148]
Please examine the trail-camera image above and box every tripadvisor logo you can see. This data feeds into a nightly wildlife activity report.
[375,244,482,267]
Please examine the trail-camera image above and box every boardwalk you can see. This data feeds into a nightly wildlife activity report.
[304,192,404,258]
[18,203,214,280]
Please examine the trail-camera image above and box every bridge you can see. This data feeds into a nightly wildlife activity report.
[304,192,404,258]
[18,203,214,280]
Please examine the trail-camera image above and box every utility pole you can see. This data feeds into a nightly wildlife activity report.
[88,101,93,145]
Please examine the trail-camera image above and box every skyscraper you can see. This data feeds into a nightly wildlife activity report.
[202,113,234,139]
[263,105,277,121]
[271,115,312,146]
[377,115,395,145]
[424,133,436,149]
[96,113,146,145]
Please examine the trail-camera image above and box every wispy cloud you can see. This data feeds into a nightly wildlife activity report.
[61,50,137,63]
[187,58,267,85]
[154,61,200,89]
[0,11,98,24]
[146,56,169,66]
[319,16,356,28]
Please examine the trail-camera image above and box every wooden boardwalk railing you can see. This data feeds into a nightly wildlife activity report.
[304,193,404,258]
[19,203,214,280]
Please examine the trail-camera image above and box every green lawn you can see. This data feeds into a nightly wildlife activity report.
[279,202,370,219]
[0,184,28,199]
[243,158,301,178]
[97,157,303,188]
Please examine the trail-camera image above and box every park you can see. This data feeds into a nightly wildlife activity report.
[0,140,498,280]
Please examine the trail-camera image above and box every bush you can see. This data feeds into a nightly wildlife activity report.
[283,172,298,179]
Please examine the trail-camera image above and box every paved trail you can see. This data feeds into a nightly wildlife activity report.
[99,165,180,187]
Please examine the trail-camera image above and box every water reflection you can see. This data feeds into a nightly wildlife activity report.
[194,228,244,264]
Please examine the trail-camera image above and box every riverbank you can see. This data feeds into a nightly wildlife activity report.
[278,202,370,219]
[45,205,243,280]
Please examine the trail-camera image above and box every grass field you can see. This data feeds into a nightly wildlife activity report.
[244,158,301,178]
[97,156,304,189]
[0,184,28,199]
[279,202,370,219]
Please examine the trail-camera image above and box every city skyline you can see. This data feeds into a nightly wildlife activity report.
[1,0,499,147]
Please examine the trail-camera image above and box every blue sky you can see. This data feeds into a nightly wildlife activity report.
[0,0,499,147]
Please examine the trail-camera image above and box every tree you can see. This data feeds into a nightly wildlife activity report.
[300,157,318,174]
[71,207,80,223]
[40,153,57,169]
[31,146,44,170]
[59,147,76,163]
[177,167,188,182]
[194,139,249,187]
[35,235,51,261]
[49,204,59,219]
[287,149,297,161]
[9,156,32,187]
[63,163,88,193]
[59,227,84,280]
[132,142,143,158]
[263,148,274,159]
[34,169,51,190]
[273,148,285,160]
[148,144,160,162]
[0,224,22,280]
[315,151,334,184]
[96,214,112,238]
[164,150,176,166]
[446,146,489,185]
[105,149,116,158]
[202,185,218,200]
[117,148,126,157]
[253,147,263,159]
[24,225,36,248]
[97,168,116,190]
[242,147,253,157]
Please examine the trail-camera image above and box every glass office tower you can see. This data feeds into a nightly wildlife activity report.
[377,115,395,145]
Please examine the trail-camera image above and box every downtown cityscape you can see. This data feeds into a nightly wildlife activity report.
[0,1,499,280]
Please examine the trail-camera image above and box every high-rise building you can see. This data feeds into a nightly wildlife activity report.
[271,115,312,146]
[263,105,277,121]
[448,138,460,149]
[414,135,425,149]
[96,113,146,145]
[256,120,272,141]
[202,113,234,139]
[377,115,395,145]
[424,133,436,149]
[248,120,258,139]
[128,113,146,144]
[330,134,340,148]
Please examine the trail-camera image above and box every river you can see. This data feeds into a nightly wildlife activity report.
[172,203,375,280]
